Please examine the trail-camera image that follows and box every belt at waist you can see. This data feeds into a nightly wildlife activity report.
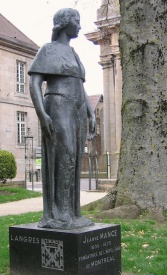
[44,92,65,97]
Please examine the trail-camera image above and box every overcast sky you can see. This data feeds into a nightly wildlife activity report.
[1,0,103,96]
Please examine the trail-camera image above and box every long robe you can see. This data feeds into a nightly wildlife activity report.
[28,41,93,229]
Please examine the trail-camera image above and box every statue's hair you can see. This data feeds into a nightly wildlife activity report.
[51,8,80,42]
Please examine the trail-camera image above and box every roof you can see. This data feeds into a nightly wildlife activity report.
[89,94,103,111]
[0,13,39,53]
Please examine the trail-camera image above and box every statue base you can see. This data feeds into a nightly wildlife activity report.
[9,222,121,275]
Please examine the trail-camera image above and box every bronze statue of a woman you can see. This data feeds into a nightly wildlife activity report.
[28,8,95,229]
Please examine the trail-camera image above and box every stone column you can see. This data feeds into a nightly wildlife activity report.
[85,0,121,179]
[111,31,122,152]
[115,54,122,152]
[101,60,116,154]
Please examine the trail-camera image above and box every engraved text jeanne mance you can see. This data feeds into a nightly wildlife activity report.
[82,230,117,244]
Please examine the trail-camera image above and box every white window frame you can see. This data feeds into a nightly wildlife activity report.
[16,61,26,93]
[17,112,26,144]
[96,123,100,135]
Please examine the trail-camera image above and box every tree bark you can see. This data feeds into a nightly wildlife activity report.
[116,0,167,210]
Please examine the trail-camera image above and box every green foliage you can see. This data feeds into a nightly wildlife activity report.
[0,187,42,204]
[0,150,17,183]
[91,217,167,275]
[0,212,42,275]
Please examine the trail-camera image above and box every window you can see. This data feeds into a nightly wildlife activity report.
[16,61,25,93]
[38,120,41,146]
[17,112,26,144]
[96,123,100,135]
[96,108,100,117]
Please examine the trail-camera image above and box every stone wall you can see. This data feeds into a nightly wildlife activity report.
[0,44,39,181]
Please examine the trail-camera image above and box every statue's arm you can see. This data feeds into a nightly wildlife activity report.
[84,89,96,140]
[29,73,53,138]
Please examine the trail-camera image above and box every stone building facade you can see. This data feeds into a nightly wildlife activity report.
[85,0,121,179]
[0,14,39,181]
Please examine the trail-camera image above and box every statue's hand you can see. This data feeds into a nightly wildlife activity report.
[87,114,96,141]
[40,113,53,138]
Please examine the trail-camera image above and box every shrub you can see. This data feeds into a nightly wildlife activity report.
[0,150,17,183]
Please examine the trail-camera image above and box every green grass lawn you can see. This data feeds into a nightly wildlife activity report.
[0,187,42,204]
[0,210,167,275]
[0,212,42,275]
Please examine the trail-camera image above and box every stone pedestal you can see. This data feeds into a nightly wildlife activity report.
[9,223,121,275]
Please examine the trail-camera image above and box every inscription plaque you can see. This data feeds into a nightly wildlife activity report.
[9,223,121,275]
[78,225,121,274]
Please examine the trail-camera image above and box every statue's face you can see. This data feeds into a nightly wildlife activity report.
[64,13,81,39]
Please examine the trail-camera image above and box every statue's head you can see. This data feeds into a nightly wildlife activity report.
[51,8,80,42]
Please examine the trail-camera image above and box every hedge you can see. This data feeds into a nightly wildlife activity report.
[0,150,17,183]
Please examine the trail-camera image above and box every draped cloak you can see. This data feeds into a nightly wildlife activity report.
[28,41,85,81]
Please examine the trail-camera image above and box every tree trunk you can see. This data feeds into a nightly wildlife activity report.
[115,0,167,210]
